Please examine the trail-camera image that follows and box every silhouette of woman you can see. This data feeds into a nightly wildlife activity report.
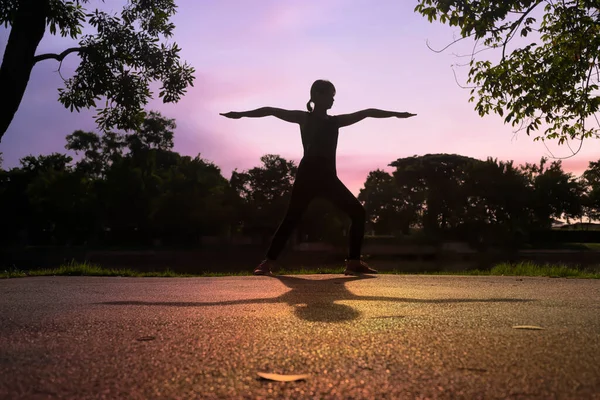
[221,79,416,276]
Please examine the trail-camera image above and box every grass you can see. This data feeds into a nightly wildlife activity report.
[1,261,599,279]
[578,242,600,251]
[519,242,600,250]
[489,261,600,278]
[1,261,197,279]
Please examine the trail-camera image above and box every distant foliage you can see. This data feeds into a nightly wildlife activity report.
[360,153,591,247]
[1,114,599,247]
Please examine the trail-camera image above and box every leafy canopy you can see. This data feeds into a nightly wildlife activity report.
[415,0,600,144]
[1,0,195,132]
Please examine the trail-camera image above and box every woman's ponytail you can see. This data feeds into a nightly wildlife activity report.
[306,99,313,112]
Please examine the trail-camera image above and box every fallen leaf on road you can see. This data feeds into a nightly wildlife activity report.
[512,325,544,330]
[136,336,156,341]
[257,372,309,382]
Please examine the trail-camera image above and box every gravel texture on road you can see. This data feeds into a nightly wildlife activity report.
[1,275,599,399]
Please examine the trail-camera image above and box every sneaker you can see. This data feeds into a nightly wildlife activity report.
[254,259,275,276]
[344,259,378,275]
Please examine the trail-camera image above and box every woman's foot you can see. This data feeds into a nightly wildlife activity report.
[254,259,275,276]
[344,259,378,275]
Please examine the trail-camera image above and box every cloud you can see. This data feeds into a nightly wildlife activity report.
[256,1,343,35]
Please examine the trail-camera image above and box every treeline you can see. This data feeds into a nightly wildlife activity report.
[360,154,600,247]
[1,112,599,249]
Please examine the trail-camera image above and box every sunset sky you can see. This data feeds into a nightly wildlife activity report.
[1,0,599,195]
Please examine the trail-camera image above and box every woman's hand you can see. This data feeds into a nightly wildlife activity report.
[396,112,417,118]
[220,112,243,119]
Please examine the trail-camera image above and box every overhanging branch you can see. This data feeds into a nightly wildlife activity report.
[501,1,544,60]
[33,47,86,64]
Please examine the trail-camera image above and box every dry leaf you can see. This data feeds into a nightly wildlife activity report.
[136,336,156,341]
[257,372,309,382]
[512,325,544,330]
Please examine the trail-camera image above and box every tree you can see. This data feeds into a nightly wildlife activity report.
[65,130,126,178]
[125,110,176,152]
[20,153,73,172]
[147,155,232,243]
[358,169,415,235]
[66,111,234,246]
[65,111,175,178]
[415,1,600,144]
[91,112,180,244]
[0,0,195,142]
[390,154,480,236]
[581,160,600,222]
[230,155,297,241]
[25,155,94,244]
[465,157,533,247]
[0,153,95,245]
[520,158,584,227]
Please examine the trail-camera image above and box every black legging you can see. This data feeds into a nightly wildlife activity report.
[266,157,366,260]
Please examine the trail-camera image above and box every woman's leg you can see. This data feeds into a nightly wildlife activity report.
[265,176,315,260]
[322,177,366,260]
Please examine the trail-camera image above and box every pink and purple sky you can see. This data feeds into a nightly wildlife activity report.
[1,0,599,195]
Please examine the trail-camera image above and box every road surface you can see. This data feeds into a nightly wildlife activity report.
[1,275,599,399]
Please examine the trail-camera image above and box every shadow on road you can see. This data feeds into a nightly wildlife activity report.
[99,275,533,323]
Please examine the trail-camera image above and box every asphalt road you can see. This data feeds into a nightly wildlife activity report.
[1,275,599,399]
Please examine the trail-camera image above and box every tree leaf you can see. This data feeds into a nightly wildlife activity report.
[257,372,309,382]
[512,325,544,330]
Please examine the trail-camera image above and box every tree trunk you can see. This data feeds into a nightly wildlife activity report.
[0,0,49,142]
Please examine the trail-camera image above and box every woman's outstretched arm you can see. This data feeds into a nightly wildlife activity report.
[220,107,306,124]
[336,108,416,128]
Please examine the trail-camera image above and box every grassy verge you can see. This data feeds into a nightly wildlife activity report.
[2,261,599,279]
[489,261,600,278]
[1,262,197,279]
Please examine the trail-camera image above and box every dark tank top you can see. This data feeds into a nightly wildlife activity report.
[300,113,339,161]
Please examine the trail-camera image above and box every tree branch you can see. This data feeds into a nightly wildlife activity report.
[425,34,474,54]
[451,65,479,89]
[501,2,544,60]
[33,47,86,64]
